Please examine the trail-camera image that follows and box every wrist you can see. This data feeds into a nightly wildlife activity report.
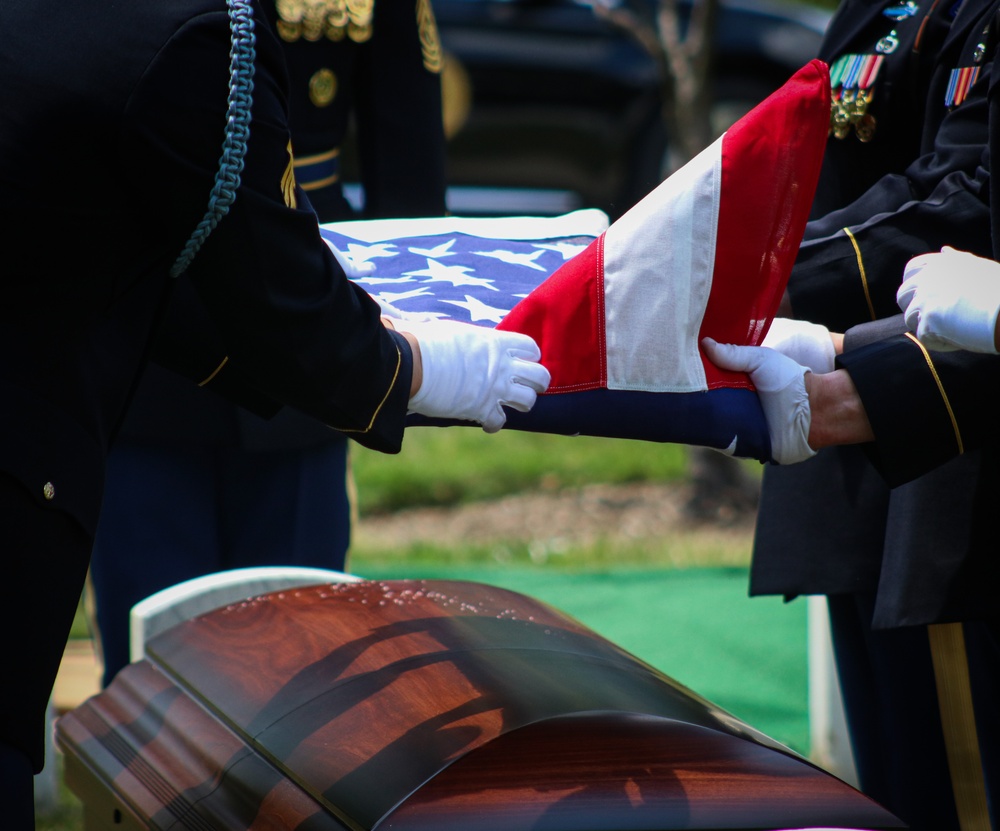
[805,369,874,449]
[400,330,422,398]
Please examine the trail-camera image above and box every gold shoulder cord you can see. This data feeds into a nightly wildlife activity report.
[904,332,964,455]
[928,623,993,831]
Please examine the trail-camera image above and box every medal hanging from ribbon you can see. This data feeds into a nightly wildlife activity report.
[829,53,884,141]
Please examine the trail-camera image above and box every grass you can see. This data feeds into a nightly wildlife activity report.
[348,427,759,572]
[351,427,693,515]
[351,534,754,571]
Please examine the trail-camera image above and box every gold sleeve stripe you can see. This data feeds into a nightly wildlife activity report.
[843,227,876,321]
[904,332,964,455]
[928,623,993,831]
[198,343,402,433]
[332,342,403,435]
[198,356,229,387]
[293,148,341,167]
[300,173,340,191]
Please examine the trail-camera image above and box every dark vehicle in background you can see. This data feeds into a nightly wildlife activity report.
[431,0,832,218]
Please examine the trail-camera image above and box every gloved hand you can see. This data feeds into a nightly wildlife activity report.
[702,338,816,465]
[398,318,551,433]
[762,317,836,373]
[897,247,1000,353]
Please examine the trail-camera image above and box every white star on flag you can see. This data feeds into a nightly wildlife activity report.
[337,242,400,271]
[442,294,512,323]
[403,258,499,290]
[375,286,436,306]
[473,248,548,271]
[408,240,456,258]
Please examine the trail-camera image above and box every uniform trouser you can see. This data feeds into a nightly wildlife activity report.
[88,438,352,687]
[829,593,1000,831]
[0,473,92,829]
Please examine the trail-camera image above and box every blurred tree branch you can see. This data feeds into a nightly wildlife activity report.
[593,0,719,166]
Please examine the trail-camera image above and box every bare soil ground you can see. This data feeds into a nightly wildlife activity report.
[355,481,758,563]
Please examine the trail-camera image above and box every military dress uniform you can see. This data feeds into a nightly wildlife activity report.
[752,0,1000,827]
[86,0,448,689]
[0,0,415,821]
[270,0,447,219]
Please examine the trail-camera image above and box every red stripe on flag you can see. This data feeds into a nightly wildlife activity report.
[498,234,607,391]
[700,59,831,389]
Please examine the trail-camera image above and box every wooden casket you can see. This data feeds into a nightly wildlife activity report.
[57,579,903,830]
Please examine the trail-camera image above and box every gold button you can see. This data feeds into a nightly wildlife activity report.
[42,482,55,500]
[309,68,337,107]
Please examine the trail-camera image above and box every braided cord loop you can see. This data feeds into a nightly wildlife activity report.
[170,0,256,278]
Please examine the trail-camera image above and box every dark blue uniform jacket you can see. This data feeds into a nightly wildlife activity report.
[753,0,1000,628]
[0,0,414,538]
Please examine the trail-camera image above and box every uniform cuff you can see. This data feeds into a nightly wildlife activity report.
[837,334,962,486]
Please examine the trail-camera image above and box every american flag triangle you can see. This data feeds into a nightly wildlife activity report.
[321,61,830,461]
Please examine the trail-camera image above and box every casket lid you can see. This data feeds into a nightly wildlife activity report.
[59,579,903,830]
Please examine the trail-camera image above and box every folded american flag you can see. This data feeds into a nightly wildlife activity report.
[320,61,830,462]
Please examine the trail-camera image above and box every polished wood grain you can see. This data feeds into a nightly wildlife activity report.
[58,660,348,830]
[58,579,905,830]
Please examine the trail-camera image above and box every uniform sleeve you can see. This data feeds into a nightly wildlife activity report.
[122,6,412,452]
[353,0,447,217]
[147,273,282,419]
[834,40,1000,487]
[788,67,993,332]
[837,335,1000,486]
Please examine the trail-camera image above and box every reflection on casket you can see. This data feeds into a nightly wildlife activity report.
[57,579,903,830]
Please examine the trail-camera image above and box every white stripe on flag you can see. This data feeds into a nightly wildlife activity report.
[321,209,610,243]
[602,135,722,393]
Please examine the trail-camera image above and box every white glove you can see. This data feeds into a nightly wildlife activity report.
[702,338,816,465]
[762,318,836,373]
[399,318,551,433]
[897,247,1000,353]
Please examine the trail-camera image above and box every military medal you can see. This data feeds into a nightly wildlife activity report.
[829,53,884,140]
[876,29,900,53]
[944,65,982,107]
[309,68,337,106]
[275,0,374,43]
[944,23,988,109]
[882,0,919,19]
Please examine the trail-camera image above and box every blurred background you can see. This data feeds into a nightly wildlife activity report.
[346,0,831,218]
